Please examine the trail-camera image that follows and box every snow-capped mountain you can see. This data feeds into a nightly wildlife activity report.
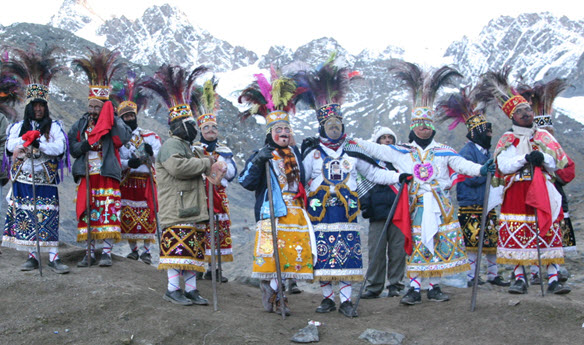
[446,12,584,96]
[50,2,258,72]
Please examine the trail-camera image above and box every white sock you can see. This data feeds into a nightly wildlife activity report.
[467,251,478,281]
[143,241,151,254]
[547,264,559,284]
[28,249,38,261]
[183,270,198,292]
[167,269,181,292]
[514,265,525,282]
[49,247,59,262]
[270,278,279,291]
[320,281,334,300]
[409,275,421,292]
[128,240,138,252]
[530,265,539,278]
[429,277,440,289]
[486,254,498,281]
[339,281,352,303]
[102,239,113,255]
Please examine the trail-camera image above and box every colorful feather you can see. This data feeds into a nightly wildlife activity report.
[110,70,148,113]
[436,86,477,130]
[73,47,123,87]
[3,44,66,86]
[141,64,208,109]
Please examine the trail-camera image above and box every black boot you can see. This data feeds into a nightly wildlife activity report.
[163,289,193,306]
[547,281,571,295]
[400,287,421,305]
[315,298,336,313]
[427,285,450,302]
[48,259,70,274]
[508,279,528,294]
[126,250,139,260]
[338,301,356,317]
[185,289,209,305]
[21,257,39,271]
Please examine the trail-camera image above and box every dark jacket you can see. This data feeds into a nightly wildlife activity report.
[239,145,305,222]
[457,141,490,207]
[68,113,132,183]
[359,161,398,221]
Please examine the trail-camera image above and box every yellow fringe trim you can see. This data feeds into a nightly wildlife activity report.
[408,263,471,278]
[157,263,206,272]
[204,255,234,263]
[496,258,565,266]
[466,248,497,254]
[316,275,364,282]
[308,186,330,222]
[77,232,121,243]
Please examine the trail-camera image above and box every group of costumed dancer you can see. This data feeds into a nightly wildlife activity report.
[0,46,575,317]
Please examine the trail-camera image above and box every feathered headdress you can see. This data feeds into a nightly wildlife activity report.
[3,45,66,105]
[239,66,303,131]
[0,74,23,121]
[293,52,360,125]
[518,78,568,128]
[141,64,208,124]
[437,86,488,133]
[389,60,462,130]
[191,76,220,128]
[111,70,148,117]
[73,48,123,101]
[474,66,529,119]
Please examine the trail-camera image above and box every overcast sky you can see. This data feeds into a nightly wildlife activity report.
[0,0,582,63]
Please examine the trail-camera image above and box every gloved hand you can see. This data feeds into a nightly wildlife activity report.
[525,151,544,167]
[128,157,142,169]
[144,143,153,157]
[80,140,92,154]
[399,173,413,184]
[301,136,320,158]
[252,146,274,166]
[31,139,40,149]
[480,158,495,176]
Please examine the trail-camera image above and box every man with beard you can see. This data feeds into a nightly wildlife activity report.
[239,73,315,316]
[295,55,403,317]
[69,49,132,267]
[437,87,509,288]
[359,127,406,299]
[354,62,494,306]
[112,75,162,265]
[143,64,217,306]
[479,71,570,295]
[1,46,70,273]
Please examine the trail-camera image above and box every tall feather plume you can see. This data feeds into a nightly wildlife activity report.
[110,70,148,112]
[3,44,66,86]
[73,47,124,87]
[254,73,274,111]
[190,76,219,117]
[436,86,475,130]
[293,52,357,109]
[0,75,24,106]
[473,66,517,106]
[540,79,569,115]
[238,82,268,121]
[141,64,209,109]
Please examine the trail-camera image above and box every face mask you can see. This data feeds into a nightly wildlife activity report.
[124,118,138,131]
[324,117,343,140]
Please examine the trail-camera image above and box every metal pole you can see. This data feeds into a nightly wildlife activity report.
[208,182,218,311]
[470,172,492,312]
[30,150,42,276]
[353,182,406,317]
[85,153,92,267]
[530,164,545,297]
[265,162,286,320]
[215,215,223,283]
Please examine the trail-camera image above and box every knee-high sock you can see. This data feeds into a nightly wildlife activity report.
[167,269,181,292]
[339,281,352,302]
[320,281,334,300]
[409,275,421,292]
[28,248,38,260]
[467,251,478,281]
[270,278,279,291]
[49,247,59,262]
[183,270,198,292]
[530,265,539,278]
[514,265,525,282]
[102,239,113,255]
[486,254,498,280]
[428,277,440,290]
[143,241,151,253]
[128,240,138,252]
[547,264,559,284]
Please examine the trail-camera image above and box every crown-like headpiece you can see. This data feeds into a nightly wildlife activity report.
[111,70,148,117]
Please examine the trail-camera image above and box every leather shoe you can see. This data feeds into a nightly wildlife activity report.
[21,257,39,271]
[77,255,97,268]
[547,281,571,295]
[427,285,450,302]
[530,272,541,285]
[467,277,485,287]
[387,285,401,297]
[287,279,302,294]
[338,301,356,318]
[126,250,139,260]
[163,289,193,306]
[508,279,528,294]
[315,298,336,313]
[185,289,209,305]
[400,287,421,305]
[204,269,228,283]
[48,259,70,274]
[360,290,380,299]
[99,253,113,267]
[139,252,152,265]
[488,275,510,287]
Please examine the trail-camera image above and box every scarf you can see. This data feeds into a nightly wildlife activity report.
[320,133,347,151]
[200,137,217,153]
[511,124,535,155]
[276,147,300,186]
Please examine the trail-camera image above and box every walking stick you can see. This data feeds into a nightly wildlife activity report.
[145,164,162,246]
[215,215,223,283]
[530,164,545,297]
[470,172,492,312]
[265,162,286,320]
[208,182,218,311]
[85,153,92,267]
[352,182,407,317]
[29,149,42,277]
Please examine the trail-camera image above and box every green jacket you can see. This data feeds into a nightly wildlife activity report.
[156,136,212,228]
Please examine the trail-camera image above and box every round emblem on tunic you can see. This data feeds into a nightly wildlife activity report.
[342,159,352,172]
[313,150,321,159]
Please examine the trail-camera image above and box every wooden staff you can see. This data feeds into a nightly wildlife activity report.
[29,149,42,276]
[470,172,492,312]
[530,164,545,297]
[265,162,286,320]
[84,152,93,268]
[208,181,218,311]
[353,182,406,317]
